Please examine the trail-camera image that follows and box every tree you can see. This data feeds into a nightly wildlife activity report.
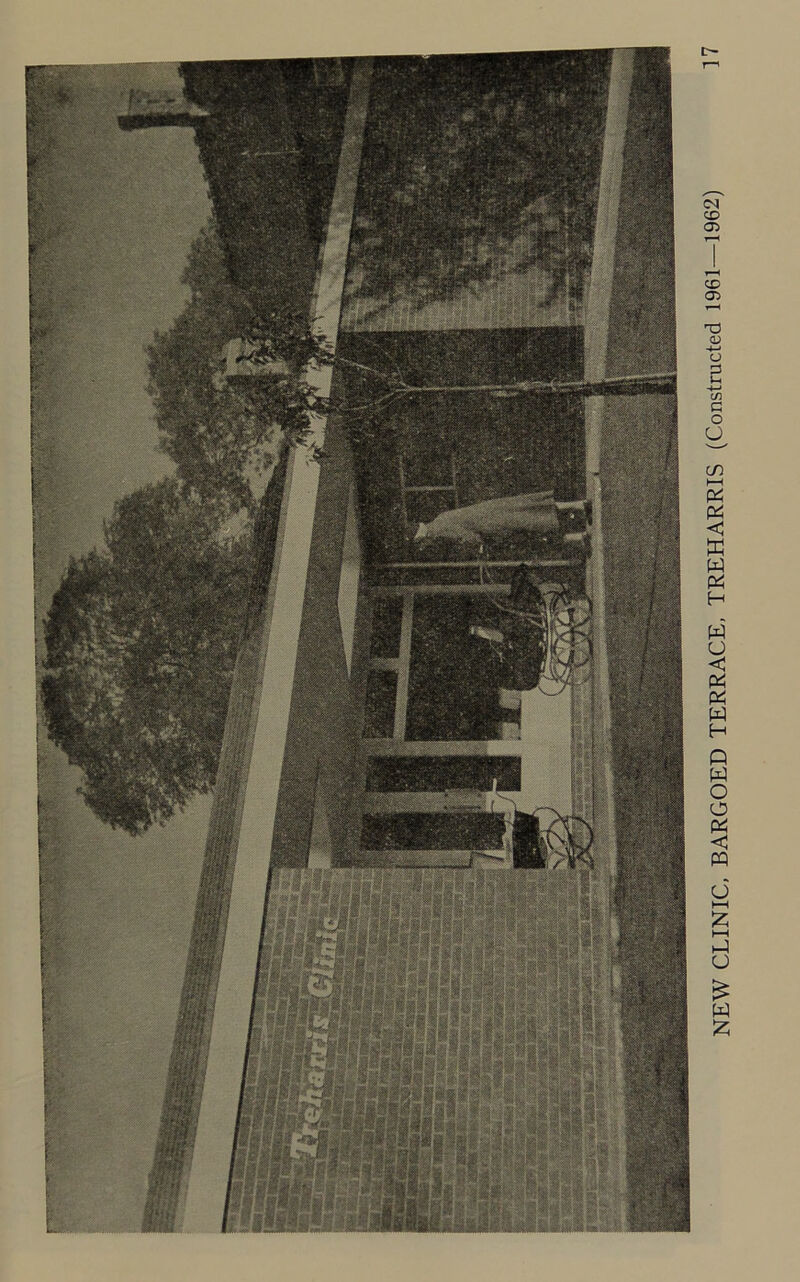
[238,313,676,451]
[145,223,336,507]
[145,223,286,513]
[41,477,254,835]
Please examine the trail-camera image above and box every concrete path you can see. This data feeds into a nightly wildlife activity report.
[585,48,689,1231]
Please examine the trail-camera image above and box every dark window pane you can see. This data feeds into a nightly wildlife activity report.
[364,668,397,738]
[361,812,504,851]
[367,755,520,793]
[369,596,402,657]
[406,596,501,740]
[402,449,455,489]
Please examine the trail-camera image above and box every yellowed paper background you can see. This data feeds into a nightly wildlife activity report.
[3,1,796,1277]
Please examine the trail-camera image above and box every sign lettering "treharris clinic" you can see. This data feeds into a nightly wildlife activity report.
[289,916,339,1160]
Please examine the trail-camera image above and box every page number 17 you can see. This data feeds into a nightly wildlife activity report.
[702,47,720,68]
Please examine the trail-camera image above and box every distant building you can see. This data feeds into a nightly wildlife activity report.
[117,87,209,130]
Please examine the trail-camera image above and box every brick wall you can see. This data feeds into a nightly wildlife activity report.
[225,868,623,1232]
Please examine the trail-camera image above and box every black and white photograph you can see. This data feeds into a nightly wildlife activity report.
[29,47,688,1235]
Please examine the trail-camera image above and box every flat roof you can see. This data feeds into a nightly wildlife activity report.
[143,59,374,1233]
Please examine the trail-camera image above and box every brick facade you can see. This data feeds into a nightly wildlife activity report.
[225,869,623,1232]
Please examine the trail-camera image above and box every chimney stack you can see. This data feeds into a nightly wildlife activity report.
[118,88,209,131]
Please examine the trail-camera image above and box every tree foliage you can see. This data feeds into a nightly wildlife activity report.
[146,224,273,511]
[41,477,254,835]
[145,222,334,507]
[43,230,335,837]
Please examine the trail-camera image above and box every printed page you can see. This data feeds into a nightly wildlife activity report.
[2,1,796,1279]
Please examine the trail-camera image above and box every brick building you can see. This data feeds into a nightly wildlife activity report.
[226,871,621,1232]
[142,52,640,1233]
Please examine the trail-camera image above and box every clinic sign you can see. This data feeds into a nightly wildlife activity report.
[289,915,340,1160]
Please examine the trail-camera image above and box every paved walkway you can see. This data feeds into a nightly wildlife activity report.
[587,48,689,1231]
